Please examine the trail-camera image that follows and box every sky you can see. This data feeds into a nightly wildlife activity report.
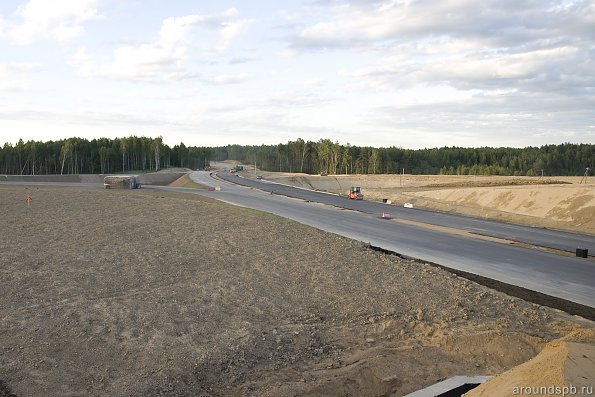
[0,0,594,149]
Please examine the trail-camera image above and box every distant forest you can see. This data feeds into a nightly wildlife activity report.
[0,136,593,176]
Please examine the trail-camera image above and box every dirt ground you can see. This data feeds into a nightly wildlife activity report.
[0,185,593,397]
[237,165,595,235]
[168,174,205,189]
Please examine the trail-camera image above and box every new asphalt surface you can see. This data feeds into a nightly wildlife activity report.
[215,172,595,254]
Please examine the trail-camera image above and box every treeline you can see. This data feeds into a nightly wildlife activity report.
[0,136,592,176]
[0,136,210,175]
[212,140,593,176]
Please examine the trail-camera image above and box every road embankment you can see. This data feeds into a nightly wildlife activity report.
[1,172,187,186]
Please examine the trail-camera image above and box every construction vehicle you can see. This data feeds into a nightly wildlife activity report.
[348,186,363,200]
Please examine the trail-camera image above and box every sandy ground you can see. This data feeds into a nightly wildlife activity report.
[0,184,593,396]
[236,166,595,235]
[168,174,205,189]
[466,329,595,397]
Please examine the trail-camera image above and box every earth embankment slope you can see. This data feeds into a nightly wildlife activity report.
[0,171,187,186]
[465,329,595,397]
[249,171,594,234]
[0,185,592,396]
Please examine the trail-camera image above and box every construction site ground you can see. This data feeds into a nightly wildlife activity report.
[0,185,593,396]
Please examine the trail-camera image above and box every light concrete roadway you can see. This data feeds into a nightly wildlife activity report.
[147,171,595,308]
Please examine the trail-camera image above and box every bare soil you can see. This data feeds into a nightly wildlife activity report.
[168,174,205,189]
[0,185,592,397]
[467,328,595,397]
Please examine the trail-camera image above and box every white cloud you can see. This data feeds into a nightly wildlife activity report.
[277,48,299,58]
[286,0,594,55]
[0,61,40,75]
[0,62,40,92]
[287,1,593,104]
[290,0,543,48]
[211,74,248,85]
[367,88,595,147]
[350,45,583,92]
[2,0,103,44]
[216,10,252,53]
[72,8,252,81]
[0,81,26,92]
[277,9,302,21]
[229,55,258,64]
[159,14,200,45]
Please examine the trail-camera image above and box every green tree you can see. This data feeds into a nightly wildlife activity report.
[341,145,350,174]
[369,148,379,174]
[60,140,72,175]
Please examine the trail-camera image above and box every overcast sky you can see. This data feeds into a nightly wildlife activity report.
[1,0,594,149]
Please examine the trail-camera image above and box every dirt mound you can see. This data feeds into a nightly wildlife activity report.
[155,167,192,173]
[465,328,595,397]
[168,174,203,188]
[405,185,595,234]
[423,178,570,188]
[257,330,545,397]
[137,172,187,185]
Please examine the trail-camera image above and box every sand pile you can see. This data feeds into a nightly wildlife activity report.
[402,185,595,234]
[168,174,203,189]
[466,329,595,396]
[407,185,594,226]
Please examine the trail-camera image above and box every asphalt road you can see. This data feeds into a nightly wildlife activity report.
[171,171,595,308]
[216,172,595,254]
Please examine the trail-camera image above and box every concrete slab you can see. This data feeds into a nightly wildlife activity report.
[404,376,491,397]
